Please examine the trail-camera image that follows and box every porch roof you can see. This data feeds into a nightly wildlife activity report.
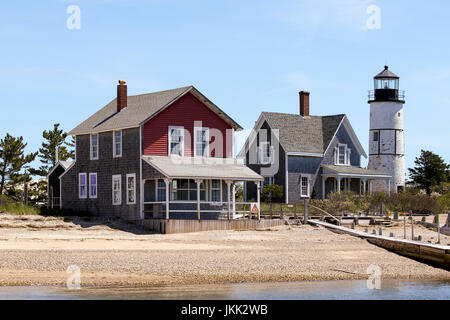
[142,156,263,181]
[322,164,391,178]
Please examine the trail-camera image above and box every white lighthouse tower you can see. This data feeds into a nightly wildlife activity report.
[368,66,406,192]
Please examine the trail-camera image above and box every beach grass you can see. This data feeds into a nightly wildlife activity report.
[0,202,40,215]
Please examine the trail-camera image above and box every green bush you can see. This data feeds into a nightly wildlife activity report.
[261,185,283,203]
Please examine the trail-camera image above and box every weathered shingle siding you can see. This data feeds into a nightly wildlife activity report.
[61,128,141,220]
[244,121,286,202]
[287,156,323,203]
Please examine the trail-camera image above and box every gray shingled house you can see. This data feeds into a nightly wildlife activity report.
[238,91,391,203]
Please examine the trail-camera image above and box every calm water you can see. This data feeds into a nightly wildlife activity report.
[0,280,449,300]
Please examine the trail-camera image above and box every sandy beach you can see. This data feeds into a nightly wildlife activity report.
[0,214,449,287]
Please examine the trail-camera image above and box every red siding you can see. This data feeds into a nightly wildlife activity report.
[143,92,233,157]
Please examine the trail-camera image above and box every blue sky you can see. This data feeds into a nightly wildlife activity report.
[1,0,449,174]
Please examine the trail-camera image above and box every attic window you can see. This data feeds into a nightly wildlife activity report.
[334,144,351,165]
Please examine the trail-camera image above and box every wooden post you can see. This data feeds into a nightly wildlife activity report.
[403,214,406,239]
[196,180,202,220]
[304,199,309,224]
[226,181,232,220]
[164,178,170,220]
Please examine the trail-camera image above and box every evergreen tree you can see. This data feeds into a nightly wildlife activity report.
[31,123,73,176]
[408,150,449,195]
[0,133,37,194]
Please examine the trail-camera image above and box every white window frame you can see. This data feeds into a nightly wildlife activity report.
[194,127,210,157]
[79,173,87,199]
[334,143,351,166]
[112,174,122,205]
[168,126,184,156]
[89,173,97,199]
[90,133,99,160]
[113,130,122,158]
[300,175,309,198]
[258,141,273,164]
[126,173,136,205]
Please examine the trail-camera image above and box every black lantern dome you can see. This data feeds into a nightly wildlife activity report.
[369,66,405,102]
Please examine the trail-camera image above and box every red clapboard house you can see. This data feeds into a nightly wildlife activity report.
[49,81,262,221]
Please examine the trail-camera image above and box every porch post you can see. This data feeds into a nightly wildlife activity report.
[256,181,261,221]
[226,181,232,220]
[322,176,326,199]
[164,178,170,220]
[337,176,342,193]
[196,180,202,220]
[232,183,236,219]
[362,178,367,195]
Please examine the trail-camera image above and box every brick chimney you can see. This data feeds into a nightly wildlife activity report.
[299,91,310,117]
[117,80,127,112]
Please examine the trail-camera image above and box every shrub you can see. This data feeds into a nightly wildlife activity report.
[262,184,283,203]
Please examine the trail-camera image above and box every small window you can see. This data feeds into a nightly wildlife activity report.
[126,173,136,204]
[210,179,221,202]
[79,173,87,199]
[89,173,97,198]
[90,134,99,160]
[113,131,122,158]
[168,127,184,156]
[259,142,273,164]
[112,174,122,205]
[263,176,274,186]
[194,127,210,157]
[373,131,379,142]
[300,176,309,197]
[156,179,166,201]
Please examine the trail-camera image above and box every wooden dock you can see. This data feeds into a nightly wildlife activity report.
[138,218,285,234]
[308,219,450,271]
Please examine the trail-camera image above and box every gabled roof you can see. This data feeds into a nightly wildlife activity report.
[238,112,367,158]
[69,86,242,135]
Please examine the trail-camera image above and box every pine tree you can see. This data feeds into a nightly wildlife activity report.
[31,123,74,176]
[0,133,37,194]
[408,150,449,195]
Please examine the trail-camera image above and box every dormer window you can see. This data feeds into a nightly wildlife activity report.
[194,127,210,157]
[90,134,98,160]
[258,141,273,164]
[334,144,351,165]
[113,130,122,158]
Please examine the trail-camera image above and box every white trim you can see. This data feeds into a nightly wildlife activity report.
[193,127,210,157]
[89,172,98,199]
[113,130,122,158]
[168,126,185,156]
[126,173,136,205]
[78,173,87,199]
[90,133,99,160]
[286,152,323,157]
[112,174,122,205]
